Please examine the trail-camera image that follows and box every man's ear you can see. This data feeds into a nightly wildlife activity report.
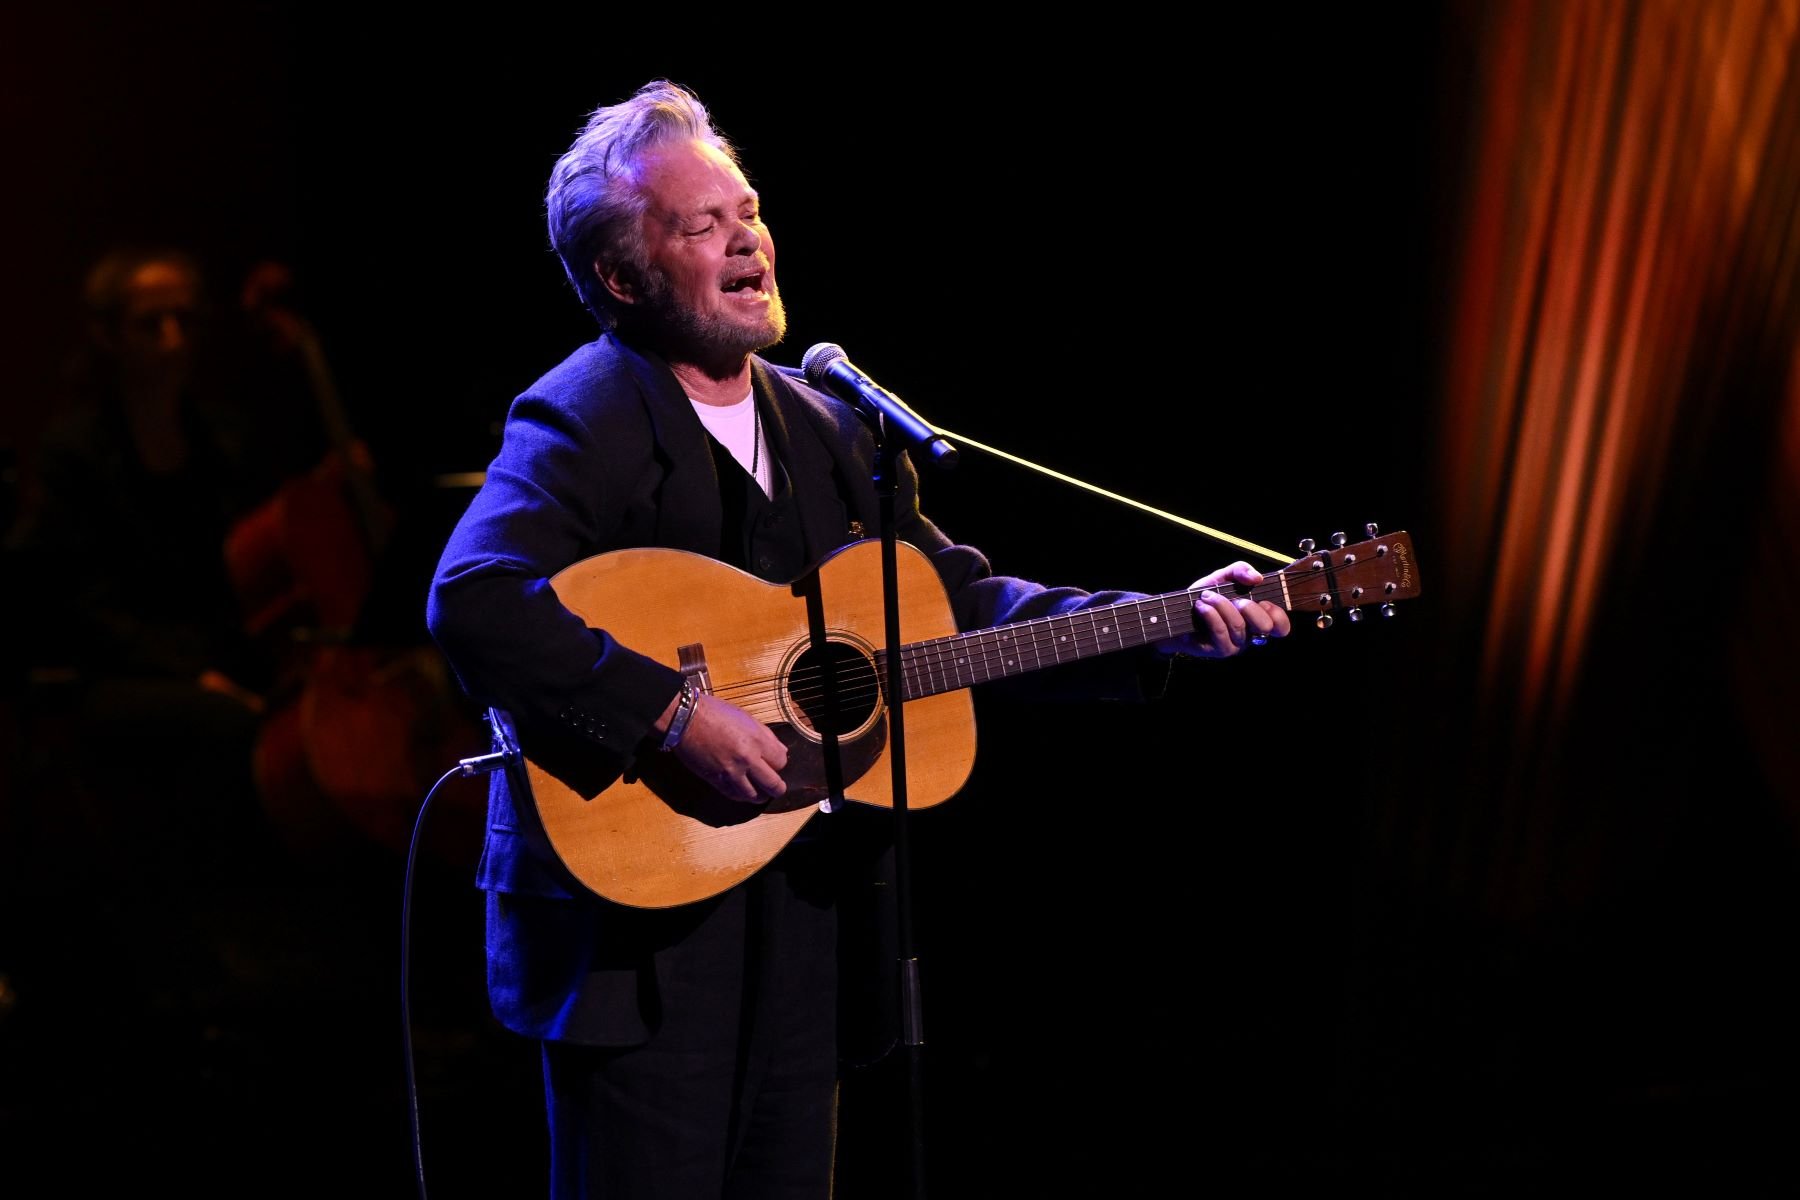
[596,258,637,307]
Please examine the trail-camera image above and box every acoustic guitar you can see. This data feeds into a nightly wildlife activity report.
[521,530,1421,908]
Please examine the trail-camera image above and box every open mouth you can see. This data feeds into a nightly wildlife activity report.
[722,268,765,295]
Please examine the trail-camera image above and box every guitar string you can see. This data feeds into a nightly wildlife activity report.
[715,599,1199,709]
[718,632,1175,721]
[725,598,1284,721]
[704,580,1269,700]
[700,570,1311,706]
[706,594,1201,709]
[703,558,1399,712]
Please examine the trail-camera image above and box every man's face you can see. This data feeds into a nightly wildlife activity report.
[116,260,201,388]
[617,138,785,371]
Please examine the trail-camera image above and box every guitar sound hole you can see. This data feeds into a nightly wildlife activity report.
[785,640,880,738]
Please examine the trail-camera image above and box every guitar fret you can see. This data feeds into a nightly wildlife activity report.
[965,631,986,684]
[1143,596,1174,646]
[905,640,938,701]
[1127,599,1150,648]
[957,633,979,688]
[1165,593,1190,640]
[952,634,973,689]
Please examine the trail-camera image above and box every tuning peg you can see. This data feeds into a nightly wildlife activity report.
[1298,537,1316,555]
[1316,614,1334,630]
[1381,603,1397,618]
[1330,531,1347,548]
[1365,522,1380,537]
[1348,607,1364,623]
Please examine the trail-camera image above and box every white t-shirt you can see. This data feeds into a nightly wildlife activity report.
[689,390,772,498]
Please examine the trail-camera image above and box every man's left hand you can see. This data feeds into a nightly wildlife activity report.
[1159,561,1292,659]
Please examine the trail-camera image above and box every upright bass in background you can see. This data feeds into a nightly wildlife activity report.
[223,262,484,867]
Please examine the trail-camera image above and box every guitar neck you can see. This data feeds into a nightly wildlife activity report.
[893,587,1208,700]
[891,529,1420,701]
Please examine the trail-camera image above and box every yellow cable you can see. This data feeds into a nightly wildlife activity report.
[936,427,1293,567]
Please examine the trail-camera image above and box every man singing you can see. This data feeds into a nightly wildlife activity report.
[426,79,1289,1199]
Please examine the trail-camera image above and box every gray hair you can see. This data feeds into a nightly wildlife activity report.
[545,80,740,328]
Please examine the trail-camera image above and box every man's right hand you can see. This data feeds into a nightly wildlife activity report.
[673,695,789,804]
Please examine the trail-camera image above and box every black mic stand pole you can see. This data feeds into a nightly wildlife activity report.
[865,407,955,1200]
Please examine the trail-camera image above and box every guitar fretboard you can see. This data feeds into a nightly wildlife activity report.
[870,529,1415,703]
[889,589,1210,701]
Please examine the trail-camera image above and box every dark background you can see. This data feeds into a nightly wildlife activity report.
[5,5,1795,1198]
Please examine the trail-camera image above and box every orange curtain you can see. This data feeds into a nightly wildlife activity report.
[1425,0,1800,914]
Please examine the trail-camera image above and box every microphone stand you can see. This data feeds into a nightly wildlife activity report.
[864,406,955,1200]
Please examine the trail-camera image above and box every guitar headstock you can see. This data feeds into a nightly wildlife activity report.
[1277,524,1421,629]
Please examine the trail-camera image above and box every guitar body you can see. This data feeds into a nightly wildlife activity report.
[528,538,975,908]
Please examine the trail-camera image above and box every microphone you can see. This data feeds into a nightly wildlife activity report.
[801,343,958,469]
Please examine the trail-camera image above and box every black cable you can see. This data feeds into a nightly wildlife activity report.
[402,763,462,1200]
[403,726,517,1200]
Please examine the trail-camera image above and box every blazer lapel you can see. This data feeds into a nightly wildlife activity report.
[755,359,867,562]
[612,335,724,557]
